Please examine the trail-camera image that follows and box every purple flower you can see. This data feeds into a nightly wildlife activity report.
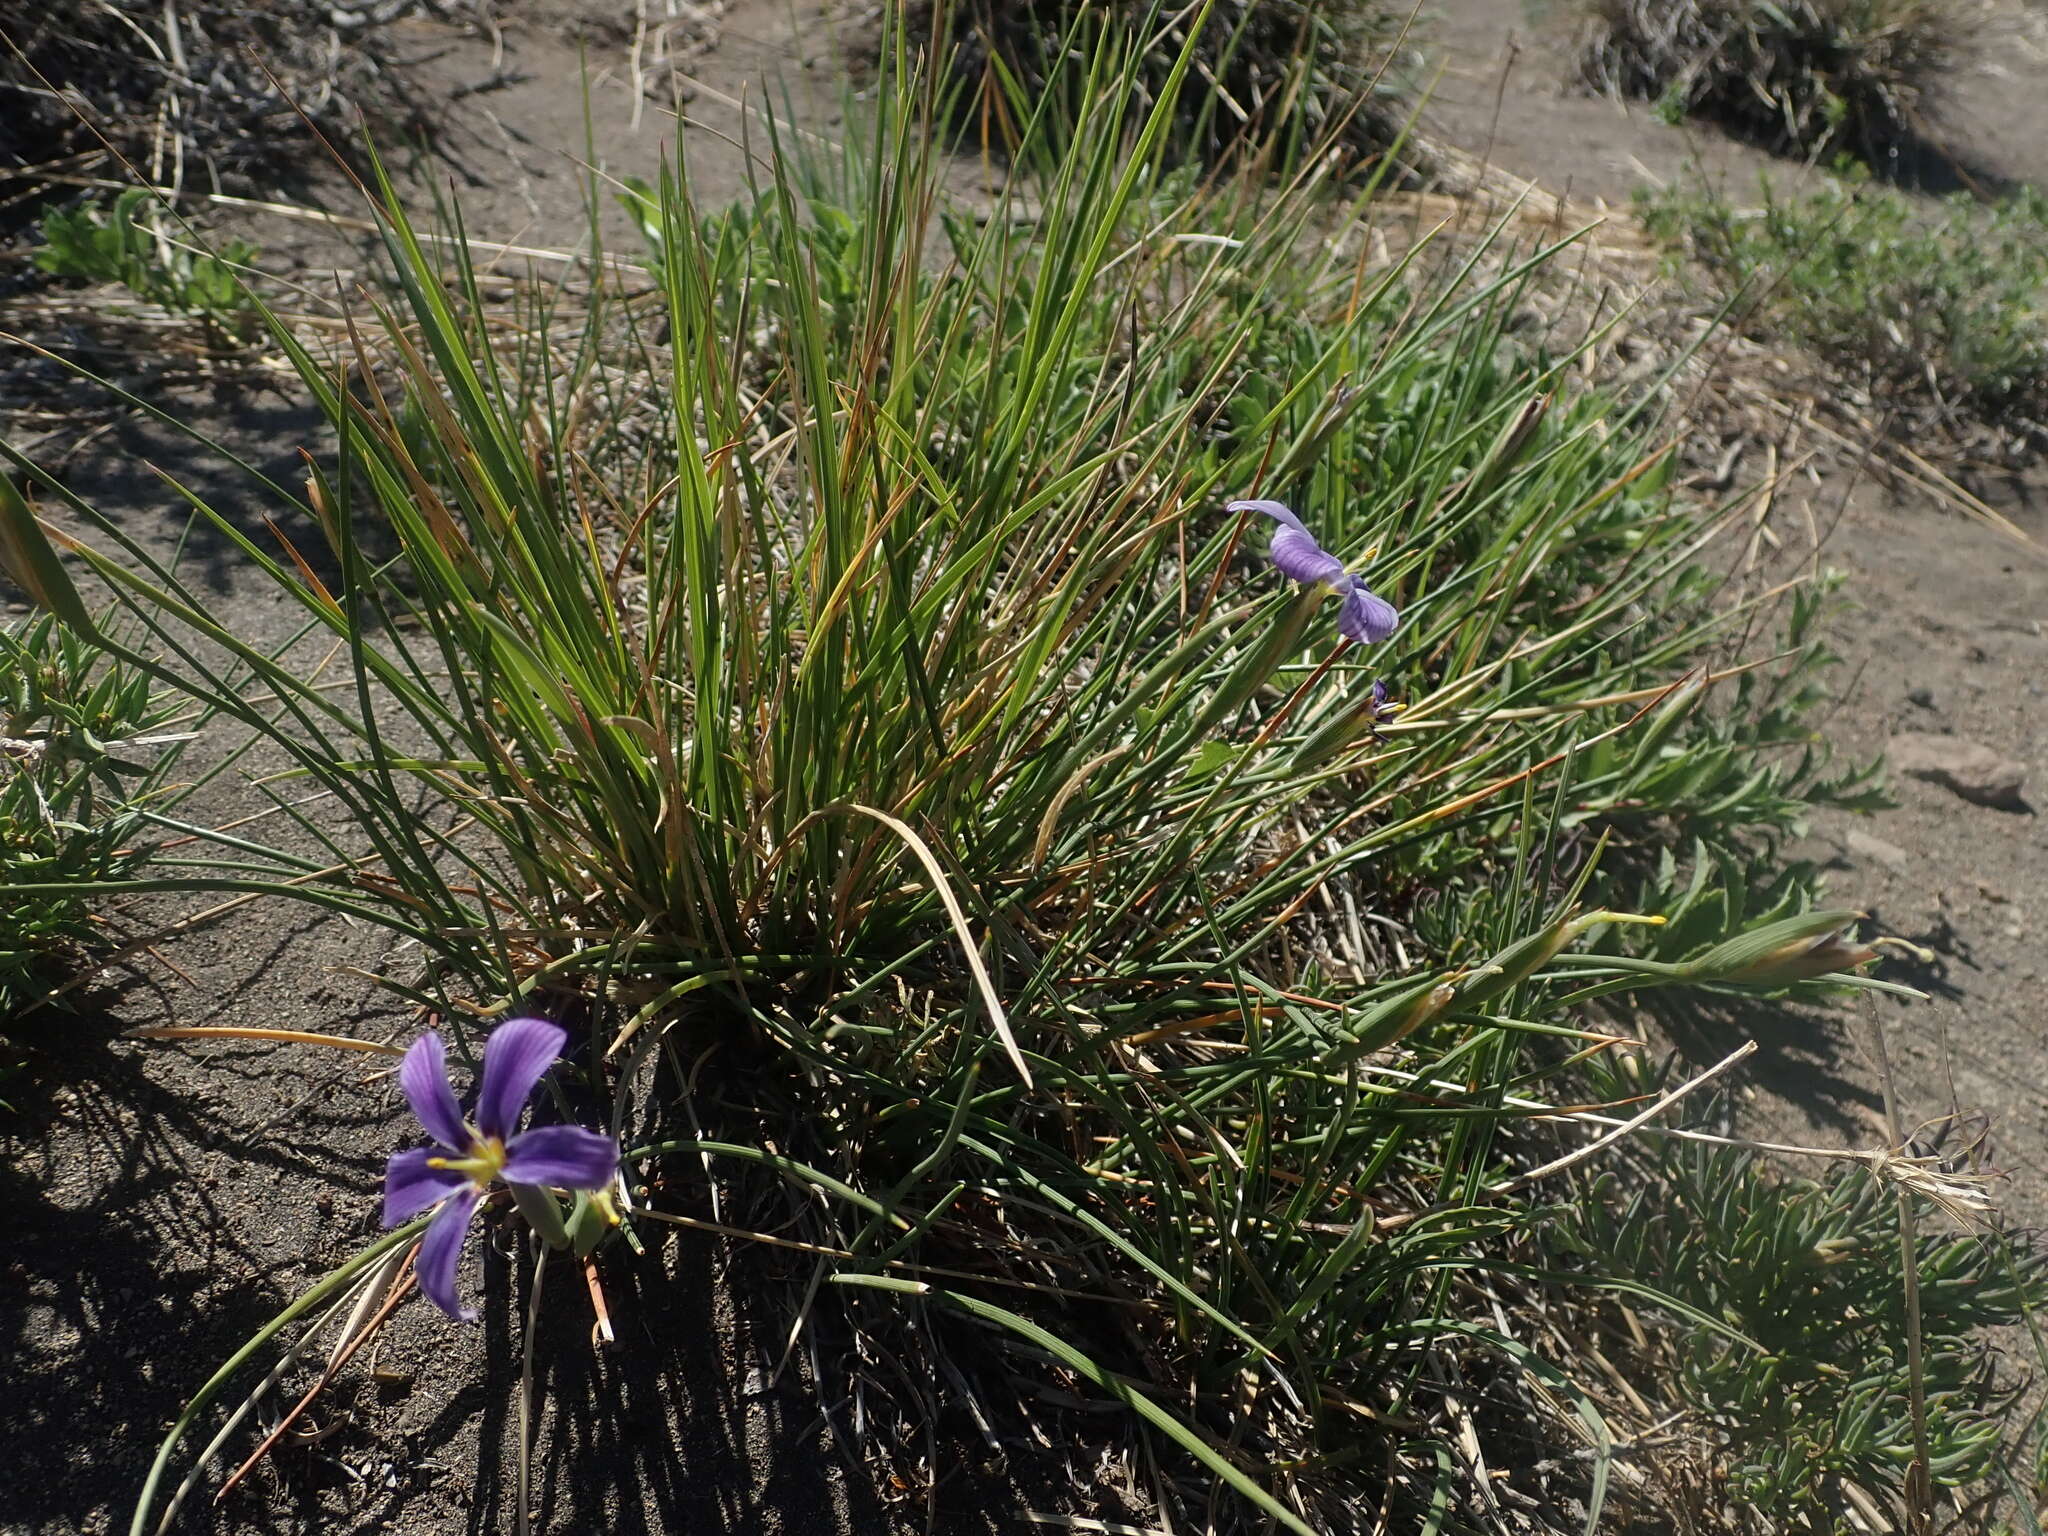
[383,1018,618,1320]
[1228,498,1399,645]
[1365,679,1401,734]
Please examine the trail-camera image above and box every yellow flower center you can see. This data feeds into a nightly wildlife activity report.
[427,1133,508,1188]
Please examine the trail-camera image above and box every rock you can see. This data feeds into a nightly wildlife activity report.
[1845,829,1910,872]
[1907,686,1937,710]
[1888,732,2028,810]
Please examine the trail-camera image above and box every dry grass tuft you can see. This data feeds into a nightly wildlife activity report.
[0,0,473,209]
[1573,0,1980,167]
[904,0,1430,179]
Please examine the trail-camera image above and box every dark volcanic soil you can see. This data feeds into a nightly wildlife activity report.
[6,2,2048,1533]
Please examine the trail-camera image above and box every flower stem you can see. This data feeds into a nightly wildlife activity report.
[517,1239,547,1536]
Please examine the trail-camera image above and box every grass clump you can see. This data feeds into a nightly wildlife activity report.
[1638,170,2048,433]
[0,22,1985,1536]
[1574,0,1973,167]
[908,0,1426,177]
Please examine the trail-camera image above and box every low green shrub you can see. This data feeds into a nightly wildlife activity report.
[1575,0,1970,167]
[1638,170,2048,429]
[1553,1131,2046,1526]
[0,611,179,1023]
[34,189,257,331]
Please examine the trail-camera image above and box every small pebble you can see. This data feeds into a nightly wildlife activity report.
[1889,731,2028,811]
[1846,830,1909,873]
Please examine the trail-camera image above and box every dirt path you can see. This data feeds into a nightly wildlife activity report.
[6,4,2048,1533]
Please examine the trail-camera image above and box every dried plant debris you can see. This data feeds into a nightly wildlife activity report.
[1573,0,1980,169]
[0,0,481,201]
[902,0,1430,179]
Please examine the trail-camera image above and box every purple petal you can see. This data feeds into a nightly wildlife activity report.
[398,1031,468,1150]
[1225,497,1308,535]
[1268,526,1348,588]
[501,1124,619,1192]
[1337,581,1400,645]
[384,1146,469,1227]
[474,1017,566,1140]
[416,1184,483,1321]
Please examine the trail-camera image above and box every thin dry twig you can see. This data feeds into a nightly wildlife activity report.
[1866,996,1936,1530]
[213,1249,418,1503]
[1374,1042,1757,1232]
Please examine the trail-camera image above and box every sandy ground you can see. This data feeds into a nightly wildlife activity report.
[5,1,2048,1532]
[1424,0,2048,1226]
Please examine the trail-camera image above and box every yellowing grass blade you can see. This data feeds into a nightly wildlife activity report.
[125,1026,406,1056]
[849,803,1033,1089]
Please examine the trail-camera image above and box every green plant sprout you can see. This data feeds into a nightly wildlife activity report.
[34,188,258,332]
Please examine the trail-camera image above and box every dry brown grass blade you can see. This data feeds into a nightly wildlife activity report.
[1371,1042,1759,1234]
[848,802,1033,1089]
[212,1250,418,1504]
[124,1024,406,1055]
[1727,374,2046,559]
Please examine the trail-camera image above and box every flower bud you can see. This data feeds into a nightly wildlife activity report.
[1457,908,1666,1007]
[1390,981,1457,1044]
[1325,973,1459,1068]
[1728,931,1879,985]
[0,474,91,631]
[1686,910,1878,986]
[569,1188,622,1257]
